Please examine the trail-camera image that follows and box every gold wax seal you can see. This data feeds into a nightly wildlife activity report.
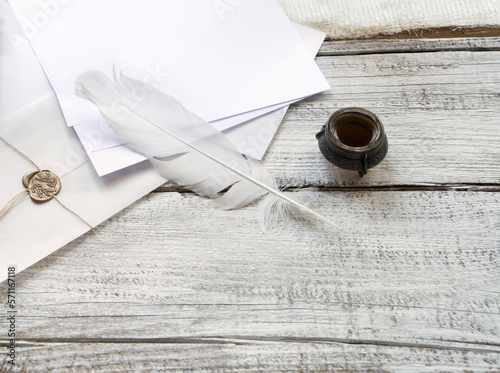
[22,170,61,202]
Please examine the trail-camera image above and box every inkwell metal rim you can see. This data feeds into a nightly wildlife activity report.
[325,107,384,155]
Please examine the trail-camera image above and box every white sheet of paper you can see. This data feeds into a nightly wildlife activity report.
[72,22,327,164]
[223,106,288,159]
[0,0,52,117]
[7,0,330,175]
[223,23,327,160]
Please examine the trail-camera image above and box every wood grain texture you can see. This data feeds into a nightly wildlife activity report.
[1,190,499,371]
[1,37,500,372]
[263,50,500,188]
[2,342,500,372]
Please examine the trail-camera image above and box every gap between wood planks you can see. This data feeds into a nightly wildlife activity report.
[153,184,500,194]
[6,336,500,354]
[327,26,500,41]
[291,184,500,193]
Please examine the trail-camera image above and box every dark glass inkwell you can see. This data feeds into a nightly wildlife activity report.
[316,108,388,176]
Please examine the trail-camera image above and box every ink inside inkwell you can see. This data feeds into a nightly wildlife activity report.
[333,114,375,148]
[316,108,388,176]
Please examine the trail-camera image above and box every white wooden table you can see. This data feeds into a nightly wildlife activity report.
[2,30,500,371]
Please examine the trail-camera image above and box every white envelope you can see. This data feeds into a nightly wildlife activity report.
[1,1,167,281]
[7,0,330,175]
[1,3,166,282]
[0,92,167,283]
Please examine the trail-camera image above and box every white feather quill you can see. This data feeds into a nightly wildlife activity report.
[75,70,341,231]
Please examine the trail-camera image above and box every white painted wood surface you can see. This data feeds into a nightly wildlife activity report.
[1,36,500,372]
[265,47,500,188]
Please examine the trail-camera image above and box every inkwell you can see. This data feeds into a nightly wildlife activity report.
[316,107,388,176]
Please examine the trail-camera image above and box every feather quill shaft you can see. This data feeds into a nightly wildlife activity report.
[76,70,342,231]
[124,107,342,231]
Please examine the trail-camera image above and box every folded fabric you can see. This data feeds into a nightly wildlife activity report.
[279,0,500,39]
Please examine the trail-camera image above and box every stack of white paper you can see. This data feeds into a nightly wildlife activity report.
[7,0,329,175]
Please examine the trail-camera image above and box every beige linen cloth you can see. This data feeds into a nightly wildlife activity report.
[279,0,500,39]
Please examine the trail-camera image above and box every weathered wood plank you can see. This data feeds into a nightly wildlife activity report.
[261,51,500,188]
[319,37,500,56]
[1,190,498,371]
[2,342,499,372]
